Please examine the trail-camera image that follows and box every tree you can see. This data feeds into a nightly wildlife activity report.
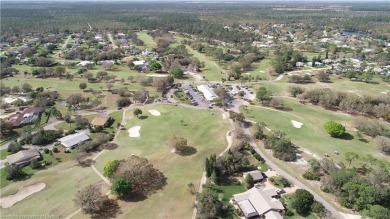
[150,60,162,71]
[79,82,87,91]
[30,158,40,169]
[6,165,24,180]
[114,155,167,196]
[103,160,121,178]
[0,119,13,138]
[7,141,22,154]
[187,182,195,194]
[345,152,359,167]
[11,86,20,93]
[364,205,390,219]
[111,179,132,197]
[196,187,223,219]
[256,87,271,103]
[375,136,390,155]
[117,97,131,108]
[74,185,108,214]
[133,108,142,118]
[245,174,254,189]
[291,189,314,216]
[169,135,188,154]
[22,83,33,93]
[64,113,72,123]
[316,71,330,82]
[324,121,345,138]
[171,66,183,79]
[133,90,148,103]
[152,77,167,92]
[74,116,89,129]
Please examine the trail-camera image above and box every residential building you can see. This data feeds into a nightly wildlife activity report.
[8,107,44,128]
[232,186,284,219]
[57,132,90,149]
[90,116,112,127]
[7,149,41,166]
[243,170,264,182]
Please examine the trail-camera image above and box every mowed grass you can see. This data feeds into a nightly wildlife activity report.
[95,105,230,218]
[0,159,100,218]
[185,45,223,81]
[241,99,383,164]
[137,32,156,49]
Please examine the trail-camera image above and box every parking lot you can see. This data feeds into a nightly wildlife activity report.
[182,83,211,108]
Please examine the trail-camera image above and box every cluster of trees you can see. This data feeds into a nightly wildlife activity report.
[103,155,167,197]
[290,189,328,217]
[288,74,312,84]
[168,135,195,155]
[264,132,297,161]
[271,47,307,73]
[205,148,249,183]
[288,86,390,121]
[23,129,63,145]
[256,87,284,109]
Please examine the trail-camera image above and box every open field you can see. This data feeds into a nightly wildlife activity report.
[184,45,223,81]
[1,160,100,218]
[94,104,230,218]
[137,32,156,49]
[326,76,390,97]
[241,99,384,165]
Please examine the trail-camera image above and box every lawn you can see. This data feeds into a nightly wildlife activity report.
[137,32,156,49]
[282,193,318,219]
[211,182,246,205]
[94,104,230,218]
[241,98,383,165]
[54,114,98,131]
[0,149,11,160]
[184,45,224,81]
[1,159,100,218]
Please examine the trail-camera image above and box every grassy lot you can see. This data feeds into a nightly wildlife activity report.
[1,158,100,218]
[95,104,230,218]
[54,114,97,131]
[173,90,192,105]
[137,32,156,49]
[282,193,318,219]
[241,98,383,165]
[0,149,76,189]
[0,149,11,160]
[211,182,246,205]
[184,45,224,81]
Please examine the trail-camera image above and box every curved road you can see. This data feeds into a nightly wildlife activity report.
[243,128,343,218]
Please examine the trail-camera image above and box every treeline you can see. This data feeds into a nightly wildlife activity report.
[288,86,390,122]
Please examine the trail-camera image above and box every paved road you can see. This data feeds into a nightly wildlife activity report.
[243,128,343,219]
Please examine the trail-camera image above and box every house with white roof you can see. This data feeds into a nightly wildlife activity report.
[57,132,90,148]
[197,85,217,101]
[232,186,284,219]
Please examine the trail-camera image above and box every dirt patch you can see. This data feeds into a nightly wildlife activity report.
[0,183,46,208]
[128,126,141,138]
[222,113,227,120]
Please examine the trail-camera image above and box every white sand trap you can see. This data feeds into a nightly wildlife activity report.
[146,74,168,77]
[222,113,227,120]
[128,126,141,138]
[148,110,161,116]
[0,183,46,208]
[381,91,388,94]
[291,120,303,128]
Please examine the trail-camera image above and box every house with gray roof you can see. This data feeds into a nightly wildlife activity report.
[57,132,90,148]
[232,186,284,219]
[243,170,264,182]
[7,149,41,166]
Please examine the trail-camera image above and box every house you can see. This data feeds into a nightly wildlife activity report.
[133,60,149,71]
[243,170,264,182]
[296,62,304,68]
[197,85,217,101]
[90,116,112,127]
[8,107,44,128]
[232,186,284,219]
[76,61,94,67]
[7,149,41,166]
[57,132,90,149]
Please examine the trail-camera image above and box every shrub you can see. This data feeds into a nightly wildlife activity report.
[111,179,132,197]
[30,158,41,169]
[375,136,390,155]
[43,148,49,154]
[324,121,345,138]
[302,171,320,181]
[53,147,60,153]
[117,97,131,107]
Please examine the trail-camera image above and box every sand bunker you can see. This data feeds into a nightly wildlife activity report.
[128,126,141,138]
[146,74,168,77]
[222,113,227,120]
[148,110,161,116]
[291,120,303,128]
[0,183,46,208]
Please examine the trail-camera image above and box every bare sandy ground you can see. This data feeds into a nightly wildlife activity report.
[148,110,161,116]
[291,120,303,128]
[0,183,46,208]
[128,126,141,138]
[146,74,168,77]
[222,113,227,120]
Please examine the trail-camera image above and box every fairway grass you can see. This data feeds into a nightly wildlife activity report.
[241,99,383,164]
[1,160,100,218]
[95,104,230,218]
[137,32,157,49]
